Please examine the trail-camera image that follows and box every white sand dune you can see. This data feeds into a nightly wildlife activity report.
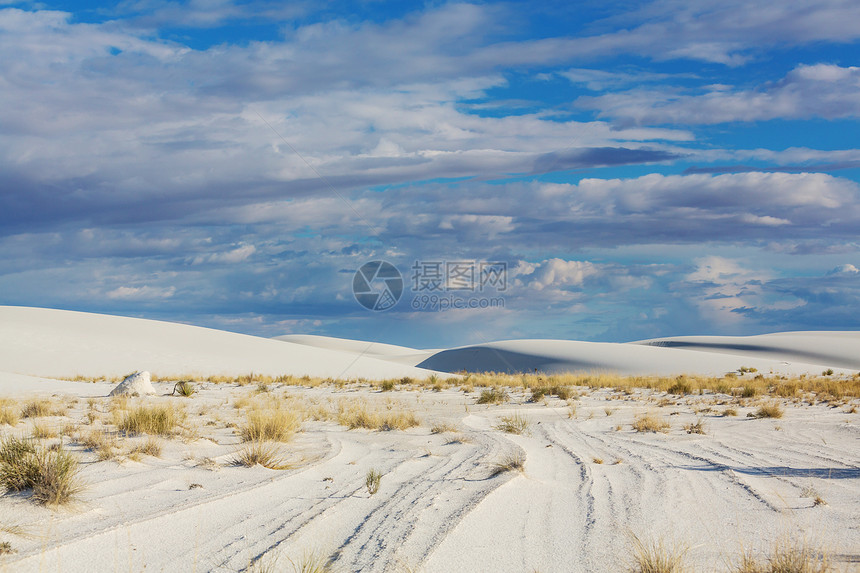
[634,331,860,371]
[411,338,858,376]
[0,306,436,380]
[273,334,422,357]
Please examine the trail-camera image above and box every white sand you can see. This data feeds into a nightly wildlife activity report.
[0,306,437,381]
[0,307,857,571]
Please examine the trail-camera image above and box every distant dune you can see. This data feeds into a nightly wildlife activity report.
[1,306,857,381]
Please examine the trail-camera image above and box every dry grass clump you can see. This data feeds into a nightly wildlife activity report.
[171,381,196,397]
[365,468,382,495]
[683,418,706,435]
[21,399,65,419]
[0,436,84,506]
[239,409,300,442]
[632,413,671,433]
[0,399,20,426]
[722,407,739,417]
[430,422,459,434]
[496,413,530,435]
[629,533,688,573]
[127,437,162,459]
[336,399,419,431]
[31,421,60,439]
[115,403,186,436]
[750,403,784,419]
[734,539,831,572]
[230,441,290,469]
[667,376,693,395]
[476,387,508,405]
[489,451,525,477]
[77,429,119,461]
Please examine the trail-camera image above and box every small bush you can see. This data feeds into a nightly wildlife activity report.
[379,379,396,392]
[632,413,670,433]
[722,407,738,417]
[32,447,84,506]
[231,441,290,469]
[365,468,382,495]
[0,437,84,506]
[750,403,784,419]
[476,387,508,405]
[0,436,39,491]
[496,413,529,435]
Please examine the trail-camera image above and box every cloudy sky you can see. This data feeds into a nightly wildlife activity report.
[1,0,859,348]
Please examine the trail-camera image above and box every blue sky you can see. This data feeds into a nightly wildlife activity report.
[1,0,859,348]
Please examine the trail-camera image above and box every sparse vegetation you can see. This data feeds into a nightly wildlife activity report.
[336,399,419,431]
[477,387,508,405]
[239,409,300,442]
[365,468,382,495]
[496,413,529,435]
[683,418,706,435]
[489,451,525,476]
[172,381,196,397]
[286,550,334,573]
[231,441,290,469]
[0,437,84,506]
[632,413,670,433]
[629,533,688,573]
[430,422,458,434]
[734,539,832,573]
[116,404,186,436]
[750,403,784,419]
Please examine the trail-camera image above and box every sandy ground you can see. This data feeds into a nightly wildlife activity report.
[0,307,858,572]
[0,380,857,572]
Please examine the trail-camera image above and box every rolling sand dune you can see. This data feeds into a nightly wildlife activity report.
[634,332,860,371]
[0,306,436,381]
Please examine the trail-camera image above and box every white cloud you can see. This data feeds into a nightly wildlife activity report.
[106,285,176,300]
[577,64,860,126]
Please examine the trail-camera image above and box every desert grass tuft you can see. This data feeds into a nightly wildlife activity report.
[239,409,300,442]
[749,403,784,419]
[629,533,688,573]
[476,387,508,405]
[116,404,186,436]
[336,400,419,431]
[286,550,335,573]
[734,538,832,573]
[430,422,459,434]
[172,381,196,397]
[365,468,382,495]
[231,441,290,469]
[127,437,162,459]
[489,451,525,477]
[496,413,530,435]
[683,418,706,435]
[632,413,671,433]
[0,437,84,506]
